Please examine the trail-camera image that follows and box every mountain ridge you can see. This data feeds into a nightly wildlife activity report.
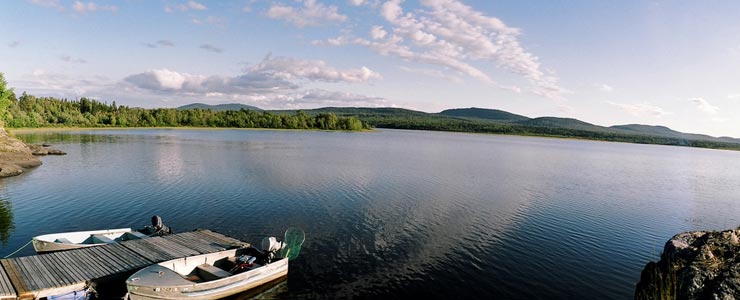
[179,103,738,145]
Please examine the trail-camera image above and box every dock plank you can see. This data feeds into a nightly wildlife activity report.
[104,244,152,270]
[0,260,29,297]
[13,258,41,292]
[52,252,87,283]
[63,249,107,279]
[0,263,18,298]
[165,232,228,253]
[29,255,67,288]
[196,230,249,247]
[163,234,221,254]
[145,237,202,256]
[49,252,87,284]
[25,256,59,290]
[35,254,76,287]
[120,239,177,262]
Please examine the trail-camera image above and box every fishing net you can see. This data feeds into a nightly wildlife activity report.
[280,227,305,261]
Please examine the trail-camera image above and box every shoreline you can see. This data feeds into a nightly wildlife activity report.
[8,126,375,134]
[0,128,66,178]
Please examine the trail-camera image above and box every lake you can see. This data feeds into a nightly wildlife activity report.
[2,128,740,299]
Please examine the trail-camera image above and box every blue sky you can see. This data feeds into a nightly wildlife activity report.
[2,0,740,137]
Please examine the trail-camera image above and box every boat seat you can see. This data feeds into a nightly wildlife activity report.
[195,264,230,281]
[90,234,116,244]
[54,238,73,244]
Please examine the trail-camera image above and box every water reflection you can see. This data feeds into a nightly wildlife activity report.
[0,181,14,245]
[0,198,14,245]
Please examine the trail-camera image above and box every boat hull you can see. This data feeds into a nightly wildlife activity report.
[127,254,288,300]
[32,228,137,253]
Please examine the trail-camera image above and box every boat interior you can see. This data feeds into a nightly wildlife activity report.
[157,248,269,283]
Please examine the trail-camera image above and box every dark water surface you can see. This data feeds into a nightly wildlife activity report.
[2,129,740,299]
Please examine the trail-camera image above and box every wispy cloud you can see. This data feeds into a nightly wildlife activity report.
[317,0,566,99]
[199,44,223,53]
[606,101,671,118]
[28,0,63,10]
[72,1,118,13]
[689,97,719,114]
[191,15,225,27]
[59,55,87,63]
[144,40,175,48]
[7,41,20,48]
[29,0,116,13]
[165,1,207,13]
[728,94,740,100]
[267,0,347,27]
[399,66,461,83]
[598,84,613,92]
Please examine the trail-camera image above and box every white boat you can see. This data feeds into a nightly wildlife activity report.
[32,216,173,253]
[32,228,148,253]
[125,228,304,300]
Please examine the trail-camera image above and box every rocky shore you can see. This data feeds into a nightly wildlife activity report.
[635,227,740,300]
[0,128,65,178]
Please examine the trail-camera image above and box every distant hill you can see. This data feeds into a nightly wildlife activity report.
[283,106,740,150]
[178,103,262,111]
[439,107,530,122]
[516,117,611,132]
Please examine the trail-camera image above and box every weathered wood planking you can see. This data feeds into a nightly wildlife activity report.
[0,262,18,300]
[0,230,247,300]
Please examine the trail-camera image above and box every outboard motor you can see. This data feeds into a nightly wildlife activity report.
[143,215,172,236]
[261,237,285,262]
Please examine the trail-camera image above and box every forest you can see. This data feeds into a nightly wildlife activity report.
[0,93,365,131]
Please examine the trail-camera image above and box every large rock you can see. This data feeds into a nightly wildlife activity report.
[635,228,740,300]
[0,128,42,178]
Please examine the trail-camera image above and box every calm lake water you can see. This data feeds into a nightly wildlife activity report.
[2,128,740,299]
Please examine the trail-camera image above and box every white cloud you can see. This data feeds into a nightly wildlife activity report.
[598,84,613,92]
[689,97,719,114]
[319,0,566,99]
[247,55,382,83]
[8,41,20,48]
[122,55,383,107]
[348,0,365,5]
[370,26,387,40]
[72,1,118,13]
[59,55,87,63]
[199,44,223,53]
[728,94,740,100]
[606,101,671,118]
[267,0,347,27]
[165,1,207,13]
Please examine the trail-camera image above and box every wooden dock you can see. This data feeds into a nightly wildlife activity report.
[0,230,249,300]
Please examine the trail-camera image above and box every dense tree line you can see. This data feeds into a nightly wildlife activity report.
[0,92,365,131]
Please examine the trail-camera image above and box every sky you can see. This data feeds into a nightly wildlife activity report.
[2,0,740,137]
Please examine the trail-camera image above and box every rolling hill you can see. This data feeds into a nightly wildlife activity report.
[177,103,263,111]
[175,104,740,150]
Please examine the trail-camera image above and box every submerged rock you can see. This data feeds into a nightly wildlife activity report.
[0,128,42,178]
[635,228,740,300]
[28,144,67,155]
